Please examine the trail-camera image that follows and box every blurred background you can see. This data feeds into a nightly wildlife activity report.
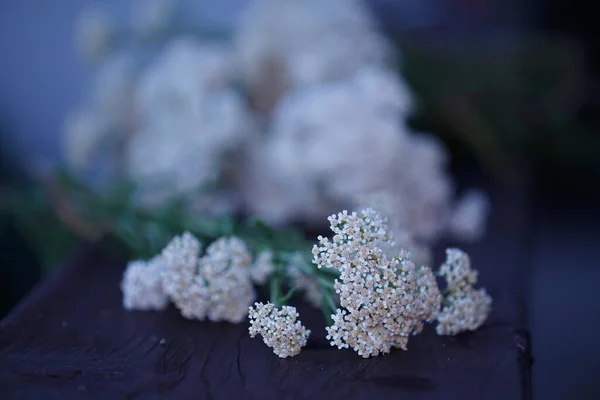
[1,1,599,398]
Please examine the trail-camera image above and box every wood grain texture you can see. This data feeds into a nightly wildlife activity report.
[0,183,533,400]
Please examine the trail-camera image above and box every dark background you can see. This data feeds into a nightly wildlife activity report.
[1,1,599,399]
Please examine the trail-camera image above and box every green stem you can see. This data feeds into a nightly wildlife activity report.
[320,301,334,326]
[324,291,338,315]
[320,287,337,326]
[316,275,336,290]
[316,267,341,278]
[278,287,296,305]
[269,276,281,307]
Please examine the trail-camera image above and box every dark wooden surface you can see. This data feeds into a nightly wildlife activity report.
[0,183,533,400]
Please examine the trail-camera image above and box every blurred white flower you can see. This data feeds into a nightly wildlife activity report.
[121,257,169,311]
[62,108,110,171]
[238,137,332,226]
[90,53,137,131]
[287,31,390,88]
[126,89,255,206]
[353,65,414,120]
[250,250,275,284]
[364,136,453,244]
[136,38,236,118]
[243,64,453,238]
[235,0,391,110]
[449,190,491,242]
[244,66,408,224]
[127,38,256,206]
[132,0,175,38]
[75,7,114,61]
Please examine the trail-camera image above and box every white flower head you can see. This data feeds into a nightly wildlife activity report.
[200,237,256,323]
[75,6,114,61]
[235,0,391,103]
[127,38,256,207]
[449,190,491,242]
[313,208,438,357]
[160,231,202,304]
[248,302,310,358]
[412,266,442,334]
[436,248,492,336]
[248,64,440,229]
[250,250,275,284]
[373,133,454,244]
[90,53,137,131]
[160,233,256,323]
[121,257,168,311]
[439,248,478,292]
[136,38,236,116]
[436,287,492,336]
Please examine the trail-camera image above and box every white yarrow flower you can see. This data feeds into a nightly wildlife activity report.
[248,302,311,358]
[235,0,391,102]
[436,287,492,336]
[127,38,256,207]
[436,248,492,335]
[250,250,275,284]
[160,231,202,305]
[314,209,431,357]
[412,266,442,334]
[160,233,256,323]
[121,257,169,311]
[439,248,479,292]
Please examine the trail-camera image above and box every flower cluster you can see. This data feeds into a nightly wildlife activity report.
[250,250,276,284]
[122,232,265,323]
[412,266,443,335]
[235,0,390,110]
[160,234,256,323]
[126,37,256,208]
[248,302,311,358]
[68,0,489,255]
[121,257,169,311]
[121,208,492,360]
[242,66,412,226]
[159,231,201,311]
[436,249,492,335]
[313,209,435,357]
